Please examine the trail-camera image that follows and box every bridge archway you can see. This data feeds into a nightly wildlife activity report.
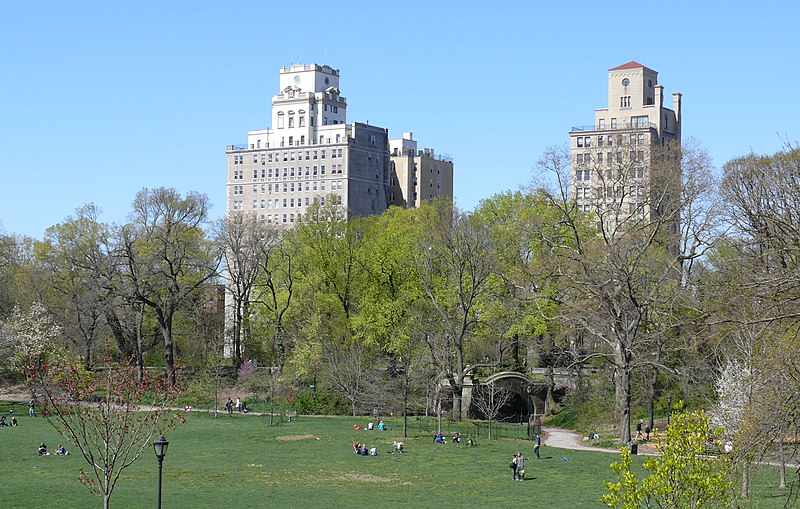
[469,371,553,423]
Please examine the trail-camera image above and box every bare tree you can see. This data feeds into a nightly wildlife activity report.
[473,381,514,439]
[538,139,718,443]
[216,212,265,368]
[118,188,220,386]
[30,359,183,509]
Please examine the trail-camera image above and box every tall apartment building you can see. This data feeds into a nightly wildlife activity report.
[388,132,454,208]
[225,64,453,224]
[569,61,682,229]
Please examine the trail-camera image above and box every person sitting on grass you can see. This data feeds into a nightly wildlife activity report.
[378,420,385,431]
[392,441,404,453]
[38,443,49,456]
[452,432,461,443]
[360,444,368,456]
[353,442,361,454]
[434,432,445,444]
[369,446,377,456]
[11,417,17,427]
[55,444,69,456]
[0,416,6,426]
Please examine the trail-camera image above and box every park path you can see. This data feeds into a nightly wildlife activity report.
[542,426,626,454]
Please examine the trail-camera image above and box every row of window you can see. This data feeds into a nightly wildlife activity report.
[575,166,646,182]
[234,148,344,167]
[574,185,644,199]
[576,132,648,148]
[576,150,646,166]
[231,192,342,213]
[234,178,342,195]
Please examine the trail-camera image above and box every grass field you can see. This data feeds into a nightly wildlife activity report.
[0,406,792,508]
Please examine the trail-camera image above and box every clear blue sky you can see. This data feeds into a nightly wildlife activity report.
[2,1,798,239]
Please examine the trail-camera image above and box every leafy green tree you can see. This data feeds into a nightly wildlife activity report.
[602,410,733,509]
[417,200,496,420]
[38,204,114,369]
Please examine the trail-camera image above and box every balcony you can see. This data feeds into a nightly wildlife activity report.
[226,144,248,152]
[571,122,657,132]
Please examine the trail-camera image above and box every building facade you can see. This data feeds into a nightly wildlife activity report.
[225,64,453,225]
[388,132,454,208]
[569,61,682,230]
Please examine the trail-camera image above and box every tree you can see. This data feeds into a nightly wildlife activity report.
[39,204,114,369]
[216,212,265,369]
[118,188,220,386]
[538,140,716,443]
[714,144,800,500]
[417,200,496,420]
[29,358,183,509]
[602,410,733,509]
[472,381,514,439]
[0,302,62,388]
[252,221,296,371]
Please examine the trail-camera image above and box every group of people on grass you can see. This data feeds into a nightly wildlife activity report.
[37,443,69,456]
[509,433,541,481]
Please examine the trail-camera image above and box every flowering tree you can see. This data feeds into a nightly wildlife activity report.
[29,359,183,509]
[0,302,62,392]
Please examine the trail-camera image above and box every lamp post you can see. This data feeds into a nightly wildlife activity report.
[153,435,169,509]
[666,395,672,426]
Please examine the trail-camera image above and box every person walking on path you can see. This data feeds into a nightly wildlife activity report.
[235,397,241,413]
[225,398,233,415]
[635,420,643,440]
[29,399,35,417]
[533,433,541,459]
[510,454,519,480]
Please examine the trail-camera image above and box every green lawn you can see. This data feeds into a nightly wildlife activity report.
[0,409,791,508]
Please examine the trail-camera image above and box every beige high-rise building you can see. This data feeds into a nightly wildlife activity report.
[388,132,454,208]
[569,61,681,231]
[225,64,454,225]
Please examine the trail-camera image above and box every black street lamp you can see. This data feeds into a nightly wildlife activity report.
[153,435,169,509]
[666,395,672,426]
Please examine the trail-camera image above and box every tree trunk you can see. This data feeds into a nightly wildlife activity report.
[615,363,632,443]
[452,388,462,421]
[742,463,750,498]
[779,439,787,489]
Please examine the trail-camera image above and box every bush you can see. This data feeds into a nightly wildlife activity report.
[294,389,349,415]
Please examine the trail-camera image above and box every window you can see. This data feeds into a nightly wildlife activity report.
[599,119,605,129]
[577,154,584,165]
[620,96,631,108]
[288,136,293,147]
[288,116,294,128]
[598,136,604,147]
[299,113,305,127]
[283,183,287,192]
[598,152,603,164]
[584,136,591,147]
[370,135,376,146]
[300,135,305,145]
[335,134,340,143]
[277,113,284,128]
[323,117,328,125]
[632,115,649,128]
[321,150,326,159]
[611,118,617,129]
[333,106,338,113]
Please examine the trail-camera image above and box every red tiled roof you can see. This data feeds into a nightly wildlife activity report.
[609,61,655,72]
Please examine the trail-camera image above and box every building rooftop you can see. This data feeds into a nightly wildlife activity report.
[609,61,655,73]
